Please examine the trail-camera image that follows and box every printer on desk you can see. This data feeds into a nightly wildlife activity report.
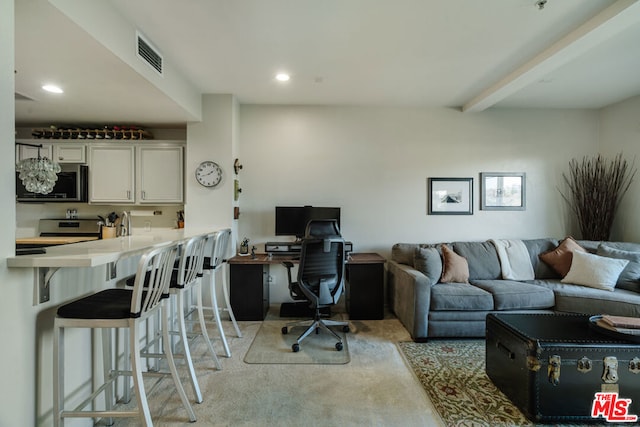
[265,241,353,256]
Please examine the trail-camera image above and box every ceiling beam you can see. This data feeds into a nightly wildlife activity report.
[462,0,640,113]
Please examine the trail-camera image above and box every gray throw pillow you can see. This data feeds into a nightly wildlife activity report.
[596,244,640,292]
[452,241,501,280]
[413,247,442,286]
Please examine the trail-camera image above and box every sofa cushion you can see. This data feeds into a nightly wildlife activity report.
[533,280,640,318]
[597,244,640,292]
[561,250,628,291]
[440,245,469,283]
[391,243,420,266]
[413,247,442,286]
[471,279,555,310]
[539,236,586,277]
[452,241,501,280]
[522,238,560,279]
[573,240,640,254]
[599,241,640,253]
[430,283,493,311]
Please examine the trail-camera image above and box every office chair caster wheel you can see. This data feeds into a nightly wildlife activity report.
[292,343,300,352]
[281,327,288,334]
[342,325,350,333]
[335,342,343,351]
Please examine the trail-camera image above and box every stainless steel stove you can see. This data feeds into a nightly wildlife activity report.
[38,218,102,237]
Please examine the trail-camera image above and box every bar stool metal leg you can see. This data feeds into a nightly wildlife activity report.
[129,318,154,426]
[175,289,204,403]
[222,261,242,338]
[122,328,131,404]
[161,302,197,422]
[52,321,63,427]
[195,278,223,369]
[209,268,232,358]
[101,328,114,426]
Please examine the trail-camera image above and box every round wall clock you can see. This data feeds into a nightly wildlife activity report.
[195,161,223,187]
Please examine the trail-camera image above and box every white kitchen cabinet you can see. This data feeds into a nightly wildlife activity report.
[16,143,52,162]
[54,144,86,163]
[88,144,183,204]
[89,146,135,203]
[16,142,85,163]
[137,146,183,203]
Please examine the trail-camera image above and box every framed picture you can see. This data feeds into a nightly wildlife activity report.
[428,177,473,215]
[480,172,526,211]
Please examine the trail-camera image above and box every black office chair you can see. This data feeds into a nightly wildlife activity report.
[281,219,350,352]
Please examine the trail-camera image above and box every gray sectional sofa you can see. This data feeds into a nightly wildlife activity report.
[388,238,640,341]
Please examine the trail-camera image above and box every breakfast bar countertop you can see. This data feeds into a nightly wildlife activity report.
[7,228,215,268]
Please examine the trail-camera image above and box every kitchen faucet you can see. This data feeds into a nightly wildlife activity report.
[119,211,131,236]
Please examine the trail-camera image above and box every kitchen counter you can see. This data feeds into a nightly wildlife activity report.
[16,236,99,246]
[8,228,214,268]
[8,228,217,304]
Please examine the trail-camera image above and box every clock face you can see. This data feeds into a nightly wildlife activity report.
[195,161,223,187]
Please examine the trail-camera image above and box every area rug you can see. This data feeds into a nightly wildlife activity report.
[398,340,595,427]
[244,320,350,364]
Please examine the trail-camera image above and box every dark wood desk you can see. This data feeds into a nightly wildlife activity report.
[227,252,386,321]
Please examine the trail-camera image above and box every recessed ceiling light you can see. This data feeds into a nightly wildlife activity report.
[42,84,63,94]
[275,73,290,82]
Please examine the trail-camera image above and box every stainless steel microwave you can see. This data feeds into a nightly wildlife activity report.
[16,164,88,202]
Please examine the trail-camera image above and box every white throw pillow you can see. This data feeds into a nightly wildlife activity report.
[561,251,629,291]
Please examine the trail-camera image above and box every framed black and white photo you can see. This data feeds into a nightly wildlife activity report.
[428,177,473,215]
[480,172,526,211]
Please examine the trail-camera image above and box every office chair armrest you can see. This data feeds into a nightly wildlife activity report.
[282,261,294,287]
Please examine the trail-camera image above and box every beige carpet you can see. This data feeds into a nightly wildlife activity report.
[244,319,349,364]
[112,306,443,426]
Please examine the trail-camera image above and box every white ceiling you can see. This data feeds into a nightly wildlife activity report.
[14,0,640,126]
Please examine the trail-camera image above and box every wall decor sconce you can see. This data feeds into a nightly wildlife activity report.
[234,158,243,175]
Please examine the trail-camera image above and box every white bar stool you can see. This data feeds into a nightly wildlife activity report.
[53,242,196,427]
[200,229,242,357]
[125,234,221,404]
[168,234,222,403]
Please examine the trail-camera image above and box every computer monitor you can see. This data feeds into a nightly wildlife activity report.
[275,206,308,238]
[275,206,341,239]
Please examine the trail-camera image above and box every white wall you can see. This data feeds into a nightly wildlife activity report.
[238,105,599,302]
[599,95,640,242]
[1,1,35,424]
[239,105,599,252]
[185,94,238,238]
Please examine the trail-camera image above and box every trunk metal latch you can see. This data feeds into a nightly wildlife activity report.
[602,356,619,384]
[577,356,592,373]
[629,357,640,374]
[548,355,561,386]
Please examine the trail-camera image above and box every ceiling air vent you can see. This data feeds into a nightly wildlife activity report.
[136,32,163,75]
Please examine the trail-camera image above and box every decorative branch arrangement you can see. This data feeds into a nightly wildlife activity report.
[559,153,636,241]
